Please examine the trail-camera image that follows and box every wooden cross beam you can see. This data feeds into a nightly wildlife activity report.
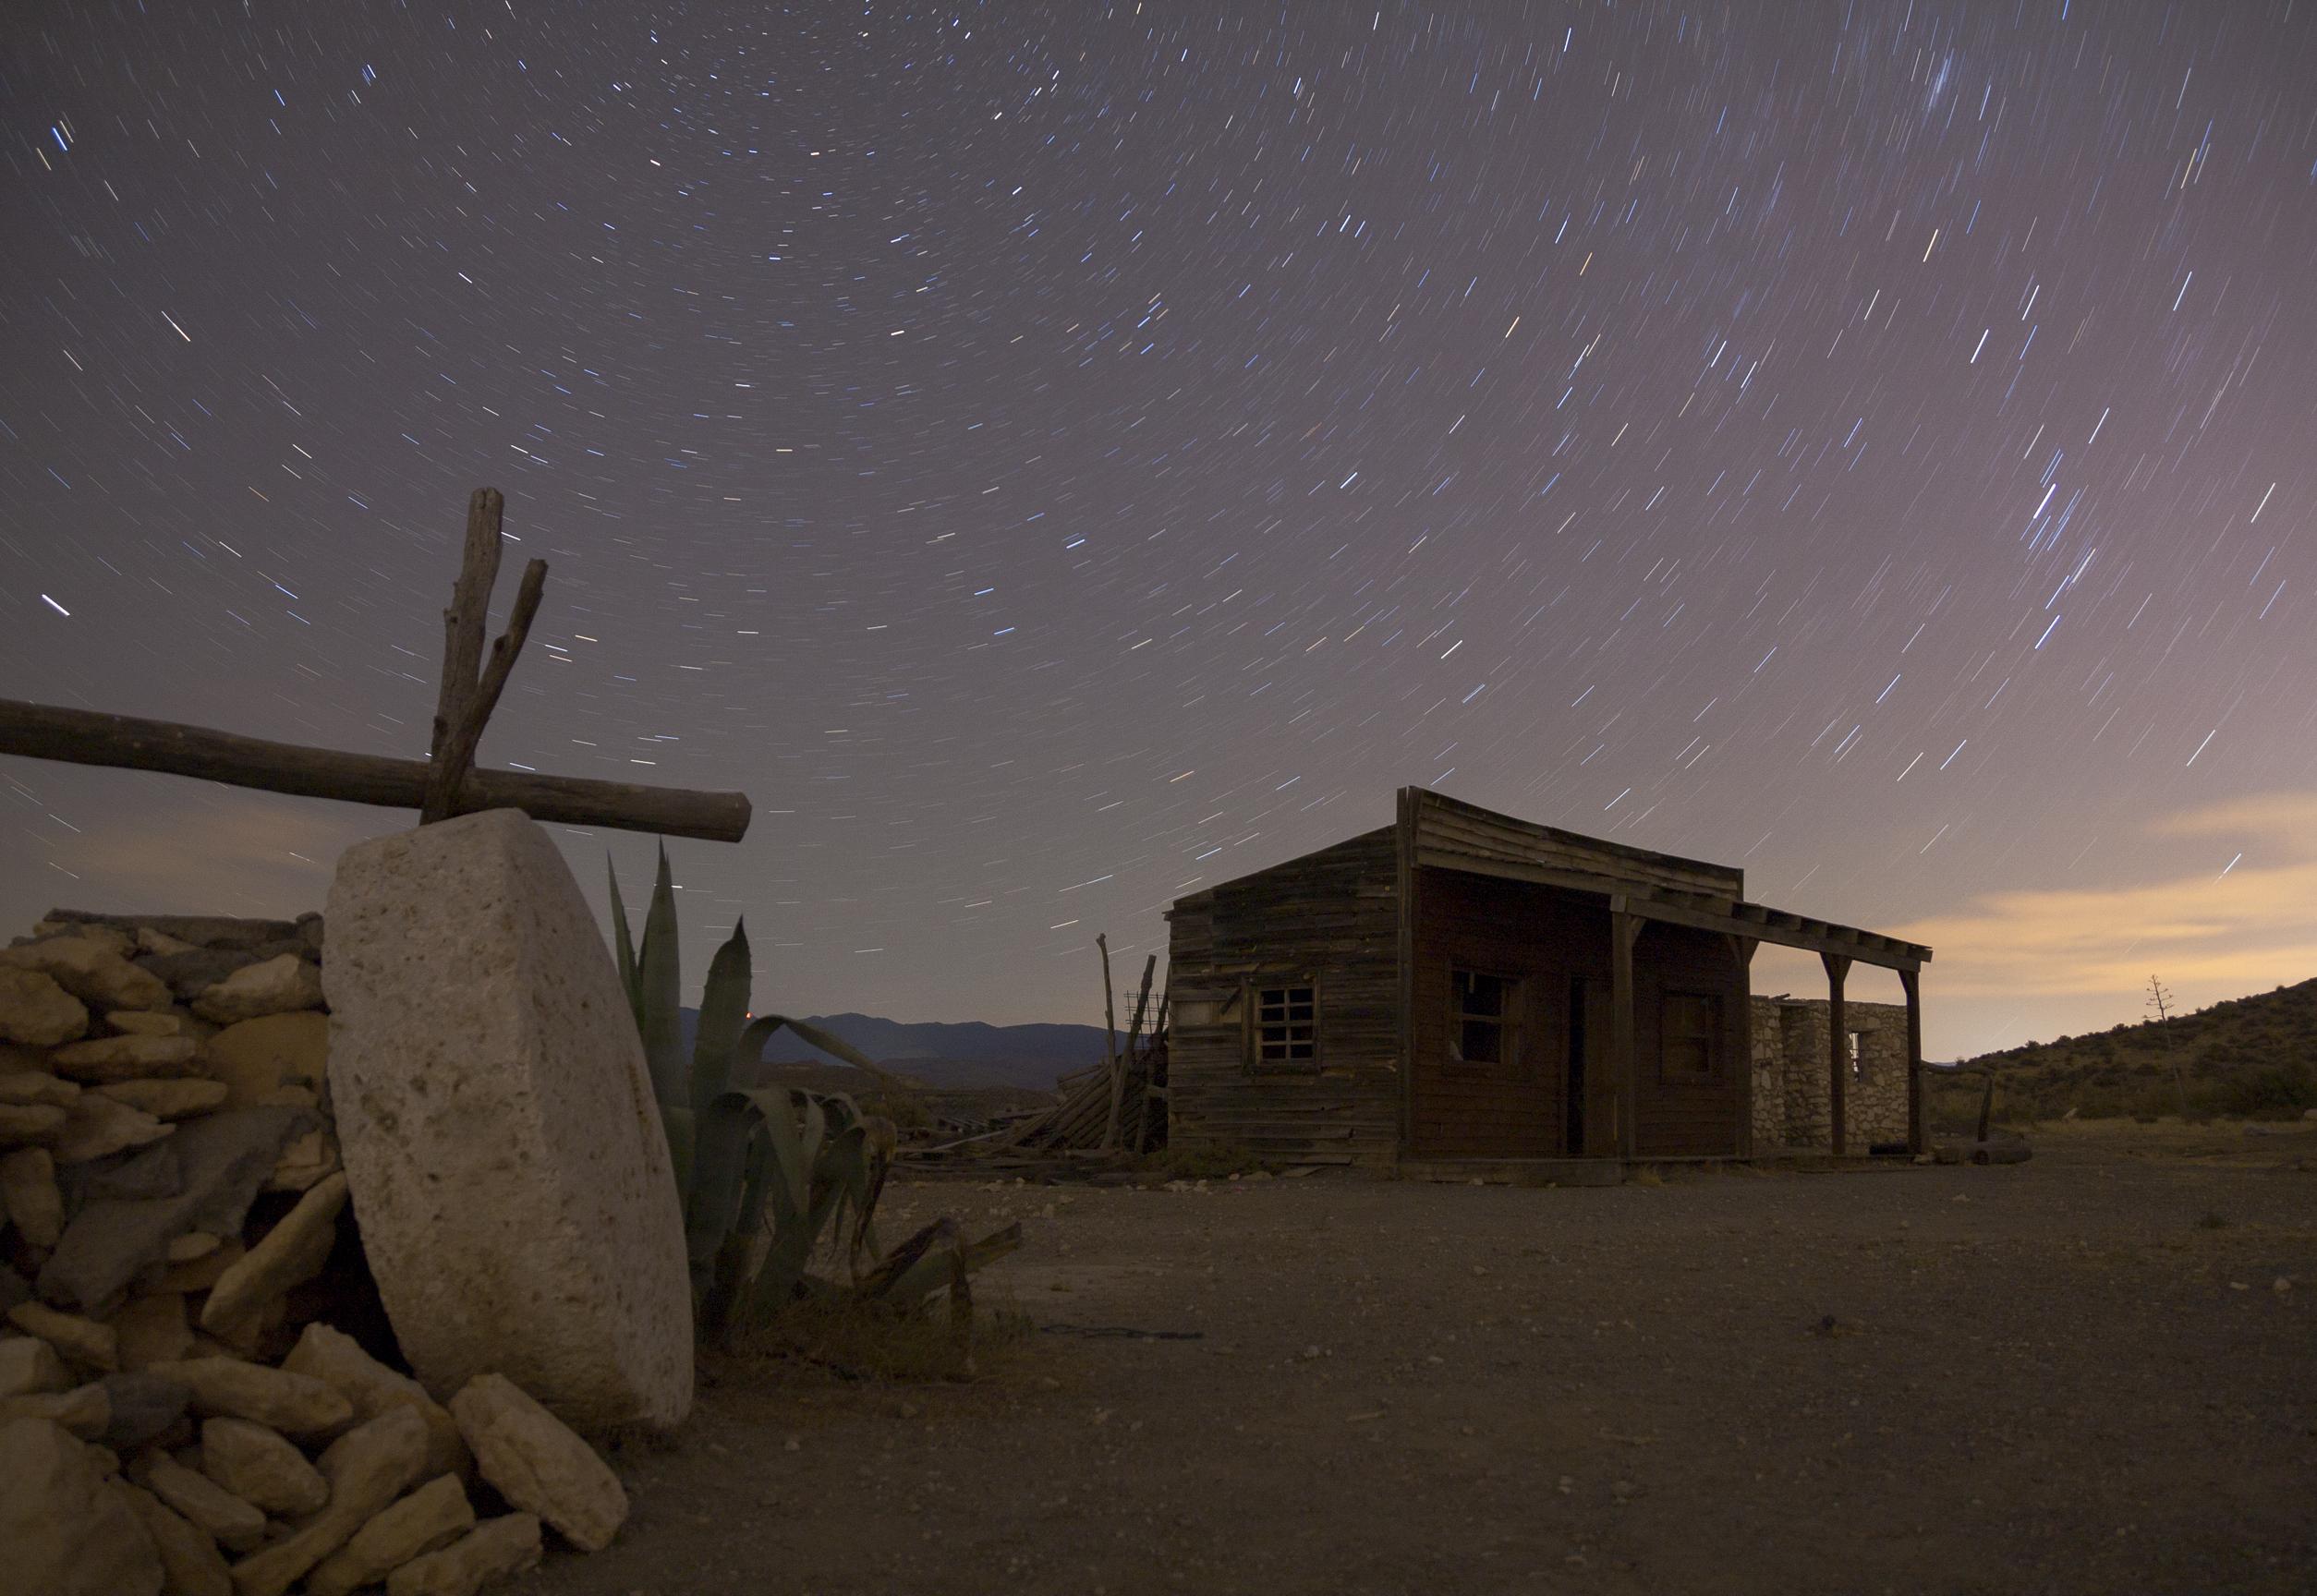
[0,488,752,842]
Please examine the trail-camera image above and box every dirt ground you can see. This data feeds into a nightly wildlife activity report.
[528,1123,2317,1596]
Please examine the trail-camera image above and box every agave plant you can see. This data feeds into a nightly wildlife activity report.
[608,845,1017,1347]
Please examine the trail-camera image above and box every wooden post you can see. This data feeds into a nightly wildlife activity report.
[1898,965,1924,1155]
[1728,935,1760,1158]
[1107,954,1155,1151]
[1823,951,1852,1156]
[1610,900,1643,1161]
[1096,935,1123,1151]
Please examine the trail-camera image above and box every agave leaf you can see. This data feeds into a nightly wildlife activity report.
[700,1128,772,1337]
[661,1104,697,1211]
[636,841,686,1109]
[750,1012,917,1101]
[691,919,753,1124]
[607,853,639,1021]
[864,1219,1023,1306]
[686,1088,801,1306]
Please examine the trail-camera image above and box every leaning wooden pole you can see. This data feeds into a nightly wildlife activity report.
[1107,954,1156,1150]
[1096,934,1124,1152]
[0,700,752,841]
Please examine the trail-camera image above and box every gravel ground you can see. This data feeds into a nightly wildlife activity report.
[526,1125,2317,1596]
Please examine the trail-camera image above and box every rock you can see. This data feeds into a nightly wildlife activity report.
[98,1370,191,1450]
[143,1357,352,1436]
[41,913,300,952]
[2,1146,66,1246]
[52,1034,203,1083]
[0,1069,81,1106]
[200,1171,349,1336]
[0,1418,165,1596]
[169,1233,221,1263]
[326,810,693,1432]
[98,1078,232,1119]
[34,921,137,956]
[199,1013,329,1110]
[0,1382,112,1438]
[10,1300,120,1371]
[39,1106,309,1313]
[449,1372,627,1551]
[201,1293,285,1358]
[282,1322,467,1478]
[134,1451,270,1553]
[227,1406,431,1596]
[115,1480,234,1596]
[51,1093,173,1165]
[107,1009,216,1043]
[139,949,266,1003]
[111,1293,197,1370]
[296,913,326,955]
[0,1101,67,1143]
[1,1332,73,1396]
[266,1129,340,1193]
[0,938,173,1011]
[189,957,322,1025]
[136,927,201,957]
[0,966,91,1045]
[71,1135,184,1202]
[385,1513,541,1596]
[156,1240,245,1296]
[308,1474,475,1596]
[0,1264,30,1314]
[200,1416,329,1517]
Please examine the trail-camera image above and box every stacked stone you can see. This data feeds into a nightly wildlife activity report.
[0,912,630,1596]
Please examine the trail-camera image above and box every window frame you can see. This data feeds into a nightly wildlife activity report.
[1658,988,1725,1083]
[1245,980,1321,1073]
[1448,966,1525,1077]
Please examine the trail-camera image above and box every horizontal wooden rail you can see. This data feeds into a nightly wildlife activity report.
[0,698,751,843]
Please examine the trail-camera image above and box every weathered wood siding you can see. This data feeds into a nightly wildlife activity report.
[1410,788,1741,898]
[1411,868,1751,1159]
[1164,827,1401,1167]
[1629,922,1751,1157]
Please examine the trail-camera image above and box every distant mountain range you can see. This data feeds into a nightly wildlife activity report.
[674,1009,1112,1092]
[1952,975,2317,1120]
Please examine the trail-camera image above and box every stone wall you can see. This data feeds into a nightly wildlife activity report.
[1748,996,1911,1152]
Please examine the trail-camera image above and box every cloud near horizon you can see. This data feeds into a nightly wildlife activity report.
[1884,792,2317,1003]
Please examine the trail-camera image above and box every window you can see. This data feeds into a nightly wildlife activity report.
[1251,984,1317,1069]
[1450,969,1522,1072]
[1661,991,1723,1081]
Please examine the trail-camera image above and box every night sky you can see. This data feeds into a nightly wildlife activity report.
[5,2,2313,1059]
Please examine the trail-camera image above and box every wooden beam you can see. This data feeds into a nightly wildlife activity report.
[1823,951,1852,1156]
[0,698,752,841]
[1395,787,1418,1157]
[1610,900,1644,1160]
[1898,964,1924,1156]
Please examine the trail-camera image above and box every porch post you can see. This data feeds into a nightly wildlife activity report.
[1728,936,1760,1158]
[1611,900,1643,1160]
[1822,951,1851,1156]
[1899,964,1924,1155]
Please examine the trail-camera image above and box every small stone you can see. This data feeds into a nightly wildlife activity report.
[200,1415,329,1517]
[51,1034,204,1084]
[200,1171,348,1336]
[0,1418,166,1596]
[156,1240,245,1296]
[10,1301,121,1372]
[0,937,174,1011]
[115,1480,234,1596]
[35,923,136,956]
[1,1333,73,1396]
[198,1013,330,1110]
[385,1513,541,1596]
[139,949,266,1003]
[97,1370,192,1451]
[1,1145,66,1246]
[265,1128,341,1193]
[143,1357,352,1435]
[134,1450,270,1553]
[0,1101,67,1143]
[0,966,91,1045]
[308,1474,475,1596]
[107,1009,216,1042]
[190,957,323,1025]
[227,1406,431,1596]
[0,1069,81,1106]
[136,927,201,956]
[0,1382,112,1439]
[282,1323,467,1479]
[51,1093,174,1165]
[450,1372,628,1552]
[111,1294,198,1371]
[97,1078,232,1119]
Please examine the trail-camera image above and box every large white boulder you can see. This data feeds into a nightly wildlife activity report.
[324,810,692,1432]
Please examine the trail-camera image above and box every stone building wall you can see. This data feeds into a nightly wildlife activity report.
[1749,996,1911,1152]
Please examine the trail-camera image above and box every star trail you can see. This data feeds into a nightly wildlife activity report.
[3,2,2313,1056]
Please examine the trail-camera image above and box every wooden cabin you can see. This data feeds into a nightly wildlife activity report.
[1162,789,1931,1172]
